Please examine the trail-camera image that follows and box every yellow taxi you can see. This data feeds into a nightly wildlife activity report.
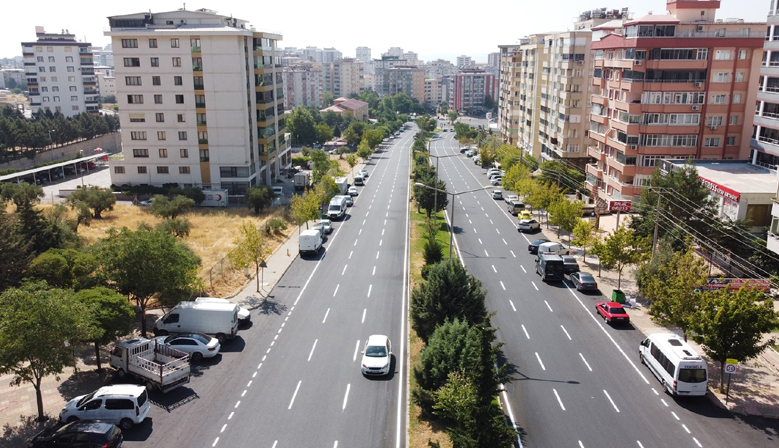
[518,210,532,221]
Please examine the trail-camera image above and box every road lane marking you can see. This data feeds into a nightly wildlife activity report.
[693,438,702,447]
[561,325,571,340]
[579,353,592,371]
[671,411,680,420]
[604,390,620,413]
[349,251,353,259]
[362,309,366,323]
[228,412,234,419]
[491,219,494,225]
[368,285,372,297]
[271,441,277,448]
[363,219,366,225]
[384,219,387,225]
[653,389,659,395]
[484,249,489,256]
[235,401,240,408]
[308,339,318,361]
[532,281,538,290]
[380,239,383,246]
[288,380,301,409]
[473,228,477,234]
[241,390,246,397]
[492,265,497,272]
[372,266,376,276]
[359,229,362,235]
[353,340,360,361]
[553,389,565,410]
[544,300,553,312]
[469,220,473,224]
[322,308,330,323]
[247,380,252,387]
[682,424,690,434]
[521,326,530,339]
[212,438,219,446]
[221,424,227,432]
[661,398,668,407]
[333,285,339,297]
[579,442,584,448]
[535,352,546,370]
[354,240,358,246]
[342,265,347,275]
[503,238,508,245]
[478,238,482,244]
[509,300,516,311]
[342,384,351,411]
[500,281,506,290]
[382,229,385,235]
[376,251,380,259]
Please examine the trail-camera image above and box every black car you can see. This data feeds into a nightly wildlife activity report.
[528,239,550,254]
[570,272,599,292]
[28,421,122,448]
[561,255,580,274]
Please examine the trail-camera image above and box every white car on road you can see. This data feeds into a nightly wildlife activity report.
[361,335,392,376]
[518,219,541,232]
[155,333,221,361]
[348,186,359,196]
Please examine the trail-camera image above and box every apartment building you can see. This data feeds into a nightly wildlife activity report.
[382,66,425,102]
[424,59,457,79]
[456,55,473,68]
[106,8,288,195]
[356,46,371,61]
[283,63,324,109]
[424,77,444,107]
[587,0,764,203]
[498,44,523,145]
[753,0,779,169]
[325,58,364,98]
[452,69,497,114]
[373,55,409,97]
[22,27,99,117]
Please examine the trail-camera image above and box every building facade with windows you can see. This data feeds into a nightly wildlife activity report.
[498,44,523,145]
[752,0,779,169]
[452,69,497,114]
[382,66,425,102]
[424,77,444,107]
[326,58,364,98]
[586,0,764,203]
[106,8,288,196]
[283,63,324,109]
[22,27,99,117]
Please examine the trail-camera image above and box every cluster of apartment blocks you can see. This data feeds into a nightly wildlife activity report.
[498,0,779,256]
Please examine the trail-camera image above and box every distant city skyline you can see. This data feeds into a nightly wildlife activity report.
[1,0,770,65]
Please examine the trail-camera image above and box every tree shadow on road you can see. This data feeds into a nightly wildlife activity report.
[57,369,112,401]
[258,297,287,316]
[0,414,57,448]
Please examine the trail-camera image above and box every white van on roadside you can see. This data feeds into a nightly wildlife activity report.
[299,229,323,256]
[537,241,568,256]
[154,301,239,343]
[194,297,250,324]
[328,196,348,220]
[639,333,708,396]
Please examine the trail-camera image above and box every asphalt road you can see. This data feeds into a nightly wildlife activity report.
[429,126,779,448]
[118,129,413,448]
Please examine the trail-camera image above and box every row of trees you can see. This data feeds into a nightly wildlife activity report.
[0,106,120,160]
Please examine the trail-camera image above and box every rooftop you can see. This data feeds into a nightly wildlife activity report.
[663,160,777,195]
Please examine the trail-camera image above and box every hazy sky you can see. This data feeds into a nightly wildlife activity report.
[3,0,770,64]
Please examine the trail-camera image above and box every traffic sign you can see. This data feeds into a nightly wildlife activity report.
[725,358,739,374]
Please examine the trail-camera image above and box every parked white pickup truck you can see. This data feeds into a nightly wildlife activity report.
[110,338,191,393]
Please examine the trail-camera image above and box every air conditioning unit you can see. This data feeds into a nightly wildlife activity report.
[710,125,718,130]
[692,105,700,111]
[634,60,642,65]
[694,82,702,87]
[577,61,584,65]
[630,145,638,150]
[697,25,705,32]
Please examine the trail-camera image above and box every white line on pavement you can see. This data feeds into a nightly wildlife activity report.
[561,325,571,340]
[362,309,366,323]
[521,325,530,339]
[579,353,592,371]
[322,308,330,323]
[604,390,620,413]
[353,340,360,361]
[287,381,301,410]
[535,352,546,370]
[342,384,351,411]
[553,389,565,410]
[308,339,318,361]
[509,300,516,312]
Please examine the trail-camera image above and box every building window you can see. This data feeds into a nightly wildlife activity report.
[42,96,49,102]
[738,49,747,59]
[48,56,55,62]
[730,115,739,125]
[41,87,48,92]
[713,72,729,83]
[125,76,142,86]
[179,166,191,174]
[121,39,138,48]
[735,72,745,82]
[127,94,143,104]
[132,148,149,157]
[137,166,147,174]
[69,86,76,92]
[130,132,147,140]
[159,148,168,158]
[150,57,159,67]
[178,131,187,140]
[727,136,736,145]
[36,56,43,62]
[714,50,732,60]
[114,166,125,174]
[175,95,184,104]
[196,113,207,125]
[152,76,161,86]
[70,96,78,101]
[707,116,723,127]
[53,96,59,102]
[157,166,169,174]
[156,113,164,122]
[38,67,45,73]
[180,148,189,158]
[174,76,183,85]
[171,38,179,48]
[172,57,181,67]
[154,94,163,104]
[177,114,185,123]
[124,58,141,67]
[129,115,145,122]
[66,66,75,72]
[200,149,209,161]
[52,86,59,92]
[157,131,166,140]
[49,66,56,72]
[149,38,158,48]
[72,105,79,111]
[198,131,208,143]
[712,94,726,104]
[65,56,73,62]
[733,93,742,104]
[704,137,720,147]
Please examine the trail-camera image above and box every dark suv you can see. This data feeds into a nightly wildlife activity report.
[28,421,122,448]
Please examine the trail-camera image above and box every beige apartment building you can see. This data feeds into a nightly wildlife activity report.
[498,43,523,145]
[383,66,425,102]
[587,0,765,202]
[325,58,364,98]
[424,77,443,107]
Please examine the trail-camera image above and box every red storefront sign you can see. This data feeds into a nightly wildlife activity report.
[608,200,632,212]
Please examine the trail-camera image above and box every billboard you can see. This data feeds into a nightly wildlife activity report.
[608,200,632,212]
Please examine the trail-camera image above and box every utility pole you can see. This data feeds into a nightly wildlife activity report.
[651,190,662,259]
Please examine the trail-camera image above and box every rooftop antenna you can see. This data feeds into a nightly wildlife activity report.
[183,3,186,10]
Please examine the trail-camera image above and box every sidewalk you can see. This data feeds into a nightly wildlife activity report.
[536,211,779,419]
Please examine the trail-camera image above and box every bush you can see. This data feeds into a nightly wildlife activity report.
[423,238,443,265]
[265,218,288,235]
[292,156,309,167]
[155,217,191,238]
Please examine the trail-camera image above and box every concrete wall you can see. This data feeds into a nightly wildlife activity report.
[0,131,122,171]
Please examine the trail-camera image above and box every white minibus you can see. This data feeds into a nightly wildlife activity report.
[639,333,708,396]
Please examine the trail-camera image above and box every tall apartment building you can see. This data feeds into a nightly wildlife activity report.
[403,52,420,65]
[374,55,409,97]
[456,55,473,68]
[106,8,288,195]
[498,44,523,145]
[356,46,371,61]
[385,47,403,57]
[452,69,497,114]
[22,27,99,117]
[424,77,444,106]
[383,66,425,102]
[283,63,324,109]
[321,48,343,64]
[487,52,501,70]
[325,58,364,98]
[752,0,779,168]
[587,0,764,203]
[424,59,457,78]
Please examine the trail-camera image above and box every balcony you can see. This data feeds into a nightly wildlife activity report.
[586,163,603,178]
[193,83,204,90]
[753,137,779,157]
[193,66,203,72]
[772,198,779,219]
[195,102,206,108]
[191,46,201,53]
[198,139,208,144]
[754,113,779,128]
[587,145,605,162]
[767,232,779,256]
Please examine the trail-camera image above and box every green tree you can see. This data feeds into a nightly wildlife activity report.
[66,186,116,219]
[410,258,487,342]
[414,175,449,218]
[691,287,779,392]
[592,225,650,290]
[526,182,563,225]
[571,219,597,261]
[245,186,275,215]
[483,94,495,110]
[315,123,333,144]
[343,121,366,146]
[287,106,318,145]
[642,243,710,341]
[316,175,341,207]
[169,186,206,205]
[433,371,478,446]
[501,163,532,197]
[290,192,320,230]
[1,182,44,208]
[322,91,334,106]
[547,197,583,242]
[0,282,94,421]
[151,194,195,219]
[362,128,384,149]
[93,227,201,336]
[27,248,98,290]
[227,221,272,293]
[346,154,357,173]
[356,140,372,161]
[310,149,331,182]
[447,110,458,124]
[155,217,192,238]
[73,287,134,372]
[439,102,449,115]
[0,209,33,291]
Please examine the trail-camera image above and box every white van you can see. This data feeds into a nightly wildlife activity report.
[59,384,150,430]
[328,196,348,220]
[194,297,250,324]
[639,333,708,396]
[299,229,323,256]
[354,175,364,186]
[537,242,568,256]
[154,301,239,343]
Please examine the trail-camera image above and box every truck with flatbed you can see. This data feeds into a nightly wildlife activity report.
[110,338,191,393]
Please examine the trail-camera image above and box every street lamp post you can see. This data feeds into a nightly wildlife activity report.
[427,152,460,226]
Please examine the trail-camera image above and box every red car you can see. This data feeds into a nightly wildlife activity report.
[595,302,630,325]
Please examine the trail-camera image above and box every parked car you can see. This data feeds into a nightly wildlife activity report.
[361,335,392,376]
[59,384,150,430]
[155,332,221,361]
[596,302,630,325]
[528,238,550,254]
[490,177,502,186]
[359,169,369,178]
[314,219,333,235]
[504,194,519,204]
[518,210,532,221]
[344,195,353,206]
[508,201,526,216]
[518,219,541,233]
[28,421,123,448]
[561,255,580,274]
[348,186,359,196]
[570,272,598,292]
[492,190,503,200]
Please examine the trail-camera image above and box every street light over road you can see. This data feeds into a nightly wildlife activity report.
[414,182,494,259]
[427,152,460,225]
